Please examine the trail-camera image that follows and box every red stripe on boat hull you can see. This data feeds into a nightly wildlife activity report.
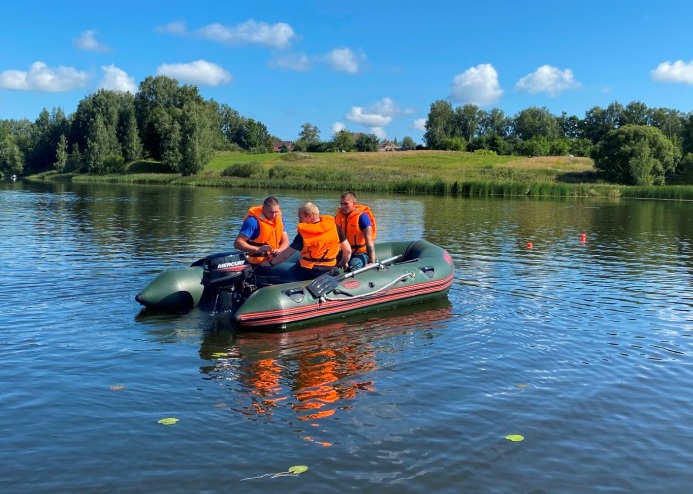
[236,272,454,328]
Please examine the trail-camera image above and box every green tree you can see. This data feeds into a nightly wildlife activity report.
[672,153,693,184]
[71,91,125,162]
[400,136,416,150]
[424,100,455,149]
[240,118,272,153]
[650,107,684,140]
[178,103,215,175]
[135,75,207,160]
[25,108,68,174]
[581,101,624,144]
[569,138,593,158]
[591,124,678,185]
[513,106,560,141]
[66,142,83,172]
[85,114,113,174]
[621,101,651,127]
[518,136,551,156]
[333,130,355,152]
[154,109,182,170]
[216,103,245,149]
[478,108,512,138]
[0,134,24,177]
[454,104,481,143]
[355,133,379,152]
[549,138,571,156]
[298,122,320,144]
[120,108,142,163]
[54,134,68,172]
[441,137,466,151]
[557,112,582,139]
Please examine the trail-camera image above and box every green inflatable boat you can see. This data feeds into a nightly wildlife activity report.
[136,240,454,330]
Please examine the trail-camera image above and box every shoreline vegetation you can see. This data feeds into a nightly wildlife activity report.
[26,150,693,200]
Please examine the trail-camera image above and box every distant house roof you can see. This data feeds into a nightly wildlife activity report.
[273,140,296,152]
[378,141,400,152]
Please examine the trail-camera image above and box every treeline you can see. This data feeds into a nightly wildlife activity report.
[0,75,276,178]
[423,99,693,185]
[1,73,693,187]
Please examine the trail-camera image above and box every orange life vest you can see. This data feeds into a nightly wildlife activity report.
[335,205,376,254]
[244,205,284,264]
[297,215,340,269]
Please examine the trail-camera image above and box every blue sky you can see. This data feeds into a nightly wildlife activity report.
[2,0,693,144]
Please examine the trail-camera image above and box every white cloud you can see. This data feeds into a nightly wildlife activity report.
[413,118,426,131]
[651,60,693,84]
[99,65,137,93]
[345,97,407,129]
[326,48,360,74]
[157,60,232,86]
[345,106,392,127]
[370,97,407,117]
[516,65,580,96]
[195,20,295,49]
[0,61,89,92]
[332,122,346,134]
[73,30,110,52]
[371,127,387,140]
[450,63,503,106]
[269,53,311,72]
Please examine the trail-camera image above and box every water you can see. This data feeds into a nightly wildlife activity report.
[2,180,693,493]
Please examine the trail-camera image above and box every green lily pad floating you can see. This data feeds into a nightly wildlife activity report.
[505,434,524,442]
[288,465,308,474]
[158,417,179,425]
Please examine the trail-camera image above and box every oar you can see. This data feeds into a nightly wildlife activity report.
[306,255,401,298]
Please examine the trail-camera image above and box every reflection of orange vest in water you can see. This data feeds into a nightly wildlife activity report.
[245,206,284,265]
[298,215,340,269]
[335,205,376,254]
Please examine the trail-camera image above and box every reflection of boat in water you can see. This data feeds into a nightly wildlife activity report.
[136,240,454,330]
[199,302,453,444]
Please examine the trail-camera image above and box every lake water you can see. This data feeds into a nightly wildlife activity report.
[2,179,693,493]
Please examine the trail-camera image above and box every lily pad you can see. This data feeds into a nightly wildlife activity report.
[288,465,308,474]
[505,434,524,442]
[158,417,180,425]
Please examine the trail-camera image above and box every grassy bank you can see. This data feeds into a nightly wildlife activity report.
[28,150,693,200]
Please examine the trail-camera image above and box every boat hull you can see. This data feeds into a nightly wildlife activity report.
[136,240,454,329]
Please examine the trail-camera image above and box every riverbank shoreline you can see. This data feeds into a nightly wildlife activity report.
[23,150,693,200]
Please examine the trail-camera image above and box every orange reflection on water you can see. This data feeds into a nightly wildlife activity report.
[246,357,287,414]
[291,347,376,422]
[201,302,453,444]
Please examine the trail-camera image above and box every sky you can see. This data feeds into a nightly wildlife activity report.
[2,0,693,144]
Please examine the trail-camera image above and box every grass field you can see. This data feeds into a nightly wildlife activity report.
[33,150,693,200]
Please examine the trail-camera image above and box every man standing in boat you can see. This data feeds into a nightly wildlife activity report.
[234,197,290,268]
[263,202,351,281]
[335,191,376,269]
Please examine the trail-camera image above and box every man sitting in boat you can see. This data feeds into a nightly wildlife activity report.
[335,191,377,269]
[262,201,351,282]
[233,197,290,274]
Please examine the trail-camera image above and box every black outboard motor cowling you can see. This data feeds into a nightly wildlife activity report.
[201,251,252,289]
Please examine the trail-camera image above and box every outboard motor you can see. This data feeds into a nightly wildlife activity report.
[201,251,254,311]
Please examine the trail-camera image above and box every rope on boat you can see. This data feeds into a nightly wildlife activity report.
[322,271,415,301]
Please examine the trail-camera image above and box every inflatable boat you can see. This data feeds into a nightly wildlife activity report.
[136,240,454,329]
